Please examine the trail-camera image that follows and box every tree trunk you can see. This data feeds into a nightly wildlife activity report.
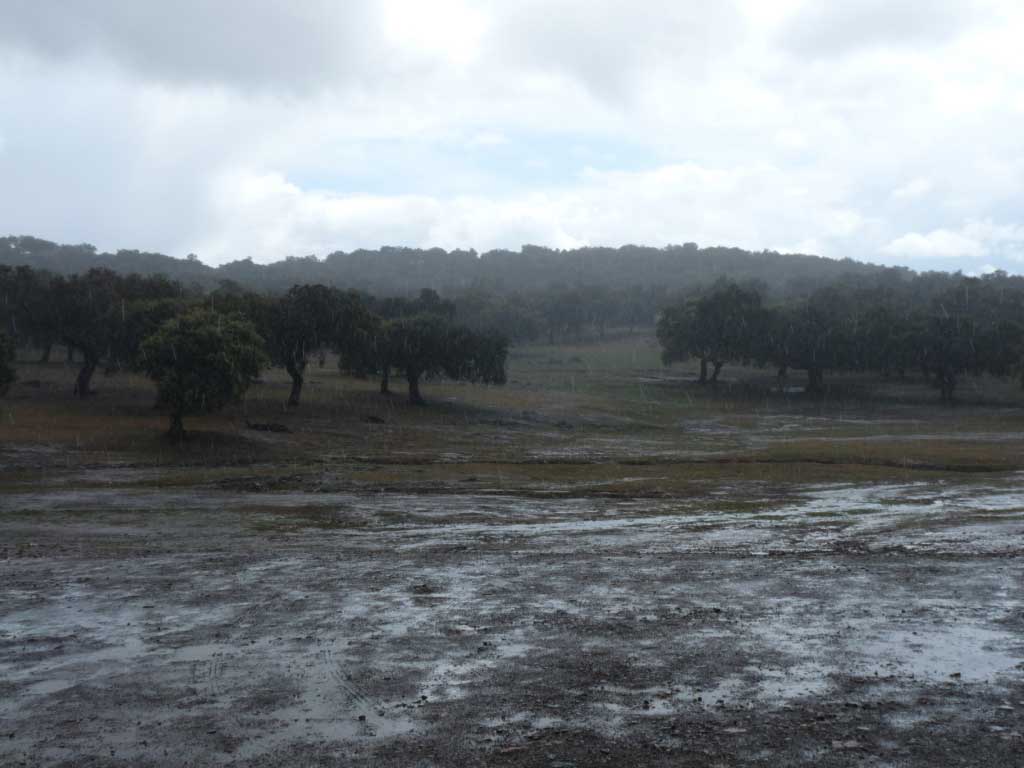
[806,367,824,395]
[698,357,708,384]
[380,366,390,395]
[407,367,425,405]
[287,373,303,407]
[73,356,97,398]
[66,346,75,364]
[38,343,52,364]
[168,409,186,441]
[938,371,956,404]
[286,361,305,407]
[777,365,788,393]
[710,360,723,384]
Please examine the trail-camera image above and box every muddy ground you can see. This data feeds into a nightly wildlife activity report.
[1,474,1022,767]
[3,348,1024,766]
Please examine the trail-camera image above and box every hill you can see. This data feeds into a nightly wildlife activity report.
[2,235,908,301]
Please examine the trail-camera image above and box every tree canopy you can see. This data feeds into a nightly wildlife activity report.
[657,274,1024,402]
[248,284,376,406]
[656,281,762,384]
[47,269,184,397]
[375,314,508,405]
[140,309,267,439]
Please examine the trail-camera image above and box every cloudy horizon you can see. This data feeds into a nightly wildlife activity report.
[1,1,1022,273]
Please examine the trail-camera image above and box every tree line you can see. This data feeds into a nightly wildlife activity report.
[657,273,1024,403]
[1,237,895,298]
[4,253,1024,425]
[16,233,1013,350]
[0,266,509,438]
[2,236,904,334]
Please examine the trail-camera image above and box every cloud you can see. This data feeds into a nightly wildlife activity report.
[882,230,985,260]
[189,162,871,263]
[484,0,744,100]
[0,1,380,92]
[890,178,933,200]
[468,131,508,147]
[0,0,501,95]
[882,219,1024,262]
[968,263,1001,276]
[778,0,979,58]
[0,1,1022,275]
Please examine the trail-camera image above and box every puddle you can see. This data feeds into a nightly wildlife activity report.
[234,693,416,760]
[23,678,76,696]
[856,626,1022,682]
[418,634,534,702]
[3,479,1022,560]
[481,712,564,730]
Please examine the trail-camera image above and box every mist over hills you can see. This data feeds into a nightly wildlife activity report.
[3,234,909,300]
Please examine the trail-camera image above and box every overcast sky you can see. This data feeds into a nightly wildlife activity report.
[1,1,1022,272]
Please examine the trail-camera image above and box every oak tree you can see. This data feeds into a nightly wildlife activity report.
[140,309,267,439]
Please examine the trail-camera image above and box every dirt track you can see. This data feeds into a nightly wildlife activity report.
[1,478,1023,767]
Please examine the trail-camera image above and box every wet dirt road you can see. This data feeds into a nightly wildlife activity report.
[1,479,1023,766]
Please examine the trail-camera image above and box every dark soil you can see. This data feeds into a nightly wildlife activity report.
[1,478,1022,767]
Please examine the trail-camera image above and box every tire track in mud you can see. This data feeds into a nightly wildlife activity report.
[316,647,373,712]
[189,655,227,698]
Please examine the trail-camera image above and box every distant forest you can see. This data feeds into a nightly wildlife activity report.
[0,234,936,342]
[5,233,1024,346]
[3,234,901,298]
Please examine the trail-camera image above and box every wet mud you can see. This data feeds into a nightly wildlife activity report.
[1,479,1023,766]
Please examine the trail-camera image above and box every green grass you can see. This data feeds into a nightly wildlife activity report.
[3,334,1024,498]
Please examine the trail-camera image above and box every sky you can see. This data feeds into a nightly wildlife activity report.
[0,0,1022,273]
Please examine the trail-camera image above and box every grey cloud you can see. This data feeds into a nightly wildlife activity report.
[779,0,978,58]
[0,0,747,102]
[0,61,247,256]
[0,0,377,91]
[484,0,744,101]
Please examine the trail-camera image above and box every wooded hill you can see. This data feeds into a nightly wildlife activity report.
[2,235,900,300]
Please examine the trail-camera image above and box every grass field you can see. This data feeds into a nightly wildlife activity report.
[3,334,1024,486]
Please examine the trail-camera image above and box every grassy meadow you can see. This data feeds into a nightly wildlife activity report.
[2,333,1023,496]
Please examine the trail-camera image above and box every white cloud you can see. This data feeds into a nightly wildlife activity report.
[199,170,447,261]
[968,263,1001,276]
[962,219,1024,247]
[882,230,985,259]
[190,162,874,263]
[882,219,1024,262]
[468,131,508,147]
[890,178,933,200]
[379,0,489,68]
